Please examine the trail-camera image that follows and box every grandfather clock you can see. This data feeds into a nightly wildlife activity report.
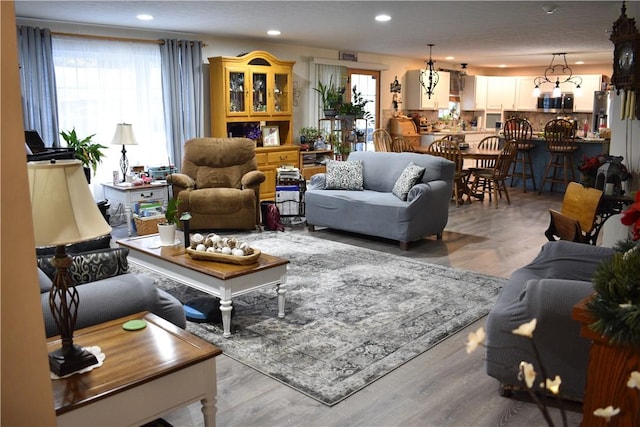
[610,1,640,120]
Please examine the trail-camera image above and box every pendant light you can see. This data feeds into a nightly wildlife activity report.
[420,44,439,99]
[533,53,583,97]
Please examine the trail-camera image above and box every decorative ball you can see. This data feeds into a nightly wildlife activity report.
[221,246,232,255]
[206,246,216,253]
[231,248,245,256]
[196,244,206,252]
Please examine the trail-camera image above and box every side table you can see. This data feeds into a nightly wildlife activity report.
[572,296,640,427]
[102,182,169,236]
[50,312,222,427]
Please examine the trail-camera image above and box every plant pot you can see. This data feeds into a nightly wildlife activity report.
[157,223,177,246]
[323,109,337,118]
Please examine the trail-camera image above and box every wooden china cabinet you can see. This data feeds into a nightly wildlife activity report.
[209,51,299,200]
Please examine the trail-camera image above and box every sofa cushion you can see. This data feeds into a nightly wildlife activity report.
[392,162,426,201]
[325,160,364,190]
[37,248,130,286]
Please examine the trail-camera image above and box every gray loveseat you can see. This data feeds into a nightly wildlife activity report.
[37,245,186,337]
[485,240,615,400]
[305,151,455,250]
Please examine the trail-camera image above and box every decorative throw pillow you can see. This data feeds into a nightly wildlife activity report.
[325,160,364,190]
[37,248,130,286]
[392,162,426,201]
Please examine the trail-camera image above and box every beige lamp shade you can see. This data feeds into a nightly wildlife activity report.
[110,123,138,146]
[28,159,112,247]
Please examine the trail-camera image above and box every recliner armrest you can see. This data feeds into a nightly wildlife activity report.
[241,170,266,189]
[167,173,196,190]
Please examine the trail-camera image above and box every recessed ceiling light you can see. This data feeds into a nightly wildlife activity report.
[542,5,557,14]
[575,61,585,65]
[136,14,154,21]
[445,56,455,60]
[498,64,507,68]
[375,14,391,22]
[267,30,281,36]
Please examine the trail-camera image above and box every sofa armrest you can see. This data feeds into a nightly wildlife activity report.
[41,273,186,337]
[241,170,266,189]
[308,173,326,190]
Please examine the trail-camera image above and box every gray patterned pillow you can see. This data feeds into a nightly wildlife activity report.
[325,160,364,190]
[392,162,426,201]
[37,248,130,286]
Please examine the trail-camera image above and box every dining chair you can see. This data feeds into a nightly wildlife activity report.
[470,140,518,208]
[426,138,470,206]
[372,128,393,152]
[468,135,502,200]
[504,118,536,192]
[391,136,415,152]
[539,118,579,194]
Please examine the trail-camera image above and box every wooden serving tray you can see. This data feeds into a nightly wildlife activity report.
[186,247,261,265]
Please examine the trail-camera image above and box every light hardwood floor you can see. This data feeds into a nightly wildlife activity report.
[128,189,587,427]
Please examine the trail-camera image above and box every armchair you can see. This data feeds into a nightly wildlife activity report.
[167,138,266,230]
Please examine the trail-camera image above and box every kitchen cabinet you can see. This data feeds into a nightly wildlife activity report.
[209,50,295,145]
[486,76,516,110]
[255,145,300,201]
[572,74,603,112]
[405,70,450,110]
[515,76,538,111]
[461,75,488,111]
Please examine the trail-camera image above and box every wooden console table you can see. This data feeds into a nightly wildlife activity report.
[50,312,222,427]
[572,296,640,426]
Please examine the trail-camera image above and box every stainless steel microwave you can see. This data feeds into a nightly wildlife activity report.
[537,93,574,112]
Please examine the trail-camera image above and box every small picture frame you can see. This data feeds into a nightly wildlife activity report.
[262,126,280,146]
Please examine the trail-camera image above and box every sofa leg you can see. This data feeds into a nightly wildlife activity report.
[307,224,315,232]
[436,233,442,240]
[399,241,409,251]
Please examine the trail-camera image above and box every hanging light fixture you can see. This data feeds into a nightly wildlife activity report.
[420,44,439,99]
[459,63,468,92]
[532,53,583,97]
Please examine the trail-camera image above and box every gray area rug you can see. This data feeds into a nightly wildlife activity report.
[129,232,506,406]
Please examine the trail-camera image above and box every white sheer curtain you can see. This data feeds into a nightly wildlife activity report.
[52,36,168,191]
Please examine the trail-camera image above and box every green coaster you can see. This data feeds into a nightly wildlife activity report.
[122,319,147,331]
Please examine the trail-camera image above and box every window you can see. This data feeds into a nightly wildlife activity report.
[52,36,168,186]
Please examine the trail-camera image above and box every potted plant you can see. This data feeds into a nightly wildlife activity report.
[313,76,344,117]
[299,126,322,146]
[157,198,180,245]
[60,128,107,182]
[337,86,373,121]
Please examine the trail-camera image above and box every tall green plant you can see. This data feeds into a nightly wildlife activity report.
[313,76,344,110]
[60,128,106,176]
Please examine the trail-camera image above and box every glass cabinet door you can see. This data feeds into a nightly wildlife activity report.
[227,69,246,114]
[252,72,268,114]
[273,72,290,114]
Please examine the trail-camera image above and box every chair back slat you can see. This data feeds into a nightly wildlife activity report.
[503,118,533,144]
[427,138,464,173]
[476,135,502,169]
[494,140,518,179]
[544,119,577,150]
[373,129,393,152]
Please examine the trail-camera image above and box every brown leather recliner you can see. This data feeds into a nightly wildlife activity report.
[167,138,266,230]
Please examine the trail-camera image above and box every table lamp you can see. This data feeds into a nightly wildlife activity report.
[111,123,138,182]
[28,159,112,376]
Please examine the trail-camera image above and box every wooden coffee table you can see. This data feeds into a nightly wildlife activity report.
[118,234,289,337]
[50,312,222,427]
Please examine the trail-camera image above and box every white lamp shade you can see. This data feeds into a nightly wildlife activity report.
[28,160,112,246]
[111,123,138,146]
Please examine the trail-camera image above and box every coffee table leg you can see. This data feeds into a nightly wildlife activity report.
[220,298,233,338]
[277,283,287,318]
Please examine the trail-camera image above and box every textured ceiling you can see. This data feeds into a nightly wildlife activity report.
[14,1,633,68]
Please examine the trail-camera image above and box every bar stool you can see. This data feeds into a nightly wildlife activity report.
[504,118,536,192]
[539,119,579,194]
